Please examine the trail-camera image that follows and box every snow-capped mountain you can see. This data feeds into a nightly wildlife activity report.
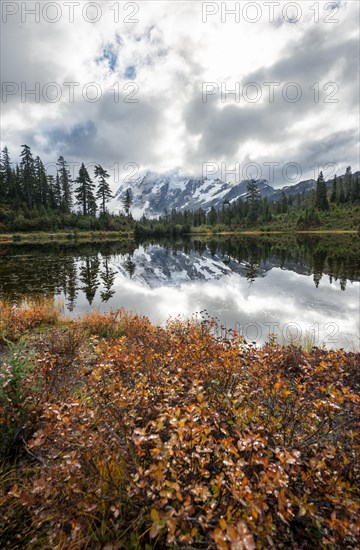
[111,244,314,289]
[112,171,317,218]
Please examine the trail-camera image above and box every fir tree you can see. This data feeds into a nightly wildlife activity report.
[100,257,116,302]
[124,254,136,278]
[94,164,113,215]
[75,163,96,216]
[88,192,98,217]
[80,257,100,304]
[330,174,337,203]
[351,175,360,202]
[47,175,57,209]
[343,166,352,202]
[54,174,62,209]
[34,156,49,207]
[122,188,133,217]
[19,144,35,209]
[315,171,329,210]
[262,199,272,222]
[207,205,217,225]
[281,192,288,214]
[0,146,14,199]
[246,180,261,222]
[57,156,72,213]
[337,177,345,203]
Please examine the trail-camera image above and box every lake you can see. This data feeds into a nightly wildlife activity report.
[0,234,359,349]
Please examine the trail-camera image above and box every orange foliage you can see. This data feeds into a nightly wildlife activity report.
[1,308,359,548]
[0,299,58,341]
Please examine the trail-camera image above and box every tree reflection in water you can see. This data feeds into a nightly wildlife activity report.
[100,256,116,302]
[0,234,358,310]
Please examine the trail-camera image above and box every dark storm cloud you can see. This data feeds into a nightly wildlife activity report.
[251,129,359,185]
[33,92,165,167]
[296,129,358,168]
[42,121,98,157]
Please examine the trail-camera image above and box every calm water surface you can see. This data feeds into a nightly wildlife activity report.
[0,235,359,349]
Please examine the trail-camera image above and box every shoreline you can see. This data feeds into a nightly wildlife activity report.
[0,230,132,245]
[0,228,357,245]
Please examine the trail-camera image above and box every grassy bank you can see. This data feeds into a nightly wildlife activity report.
[0,230,133,245]
[190,228,358,236]
[2,204,359,243]
[1,228,358,246]
[0,301,359,548]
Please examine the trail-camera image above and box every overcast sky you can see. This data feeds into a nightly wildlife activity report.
[1,0,359,188]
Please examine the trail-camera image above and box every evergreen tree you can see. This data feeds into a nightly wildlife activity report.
[343,166,352,202]
[75,163,96,216]
[19,144,35,209]
[207,205,217,225]
[80,257,100,304]
[183,209,192,228]
[65,259,78,311]
[351,175,360,202]
[94,165,113,215]
[0,146,14,199]
[57,156,72,212]
[337,177,345,203]
[246,180,261,222]
[330,174,337,203]
[34,156,49,207]
[170,208,178,225]
[124,254,136,278]
[14,165,22,204]
[0,153,4,200]
[262,198,272,222]
[281,192,288,214]
[88,192,98,217]
[315,171,329,210]
[100,257,116,302]
[222,199,232,225]
[47,175,57,209]
[122,188,133,217]
[54,174,62,209]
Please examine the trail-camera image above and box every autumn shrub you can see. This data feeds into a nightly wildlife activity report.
[0,299,59,343]
[0,343,36,461]
[0,466,37,548]
[0,324,84,464]
[0,309,359,548]
[79,308,153,340]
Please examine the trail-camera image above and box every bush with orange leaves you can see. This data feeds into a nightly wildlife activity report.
[0,299,59,343]
[0,308,359,549]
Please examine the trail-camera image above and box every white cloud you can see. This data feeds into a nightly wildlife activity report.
[65,260,360,350]
[1,0,359,186]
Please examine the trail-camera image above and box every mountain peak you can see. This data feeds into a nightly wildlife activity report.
[112,173,320,218]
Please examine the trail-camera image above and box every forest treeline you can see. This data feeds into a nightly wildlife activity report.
[0,145,130,231]
[0,144,359,233]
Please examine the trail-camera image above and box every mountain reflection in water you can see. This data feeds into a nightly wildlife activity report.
[0,235,359,349]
